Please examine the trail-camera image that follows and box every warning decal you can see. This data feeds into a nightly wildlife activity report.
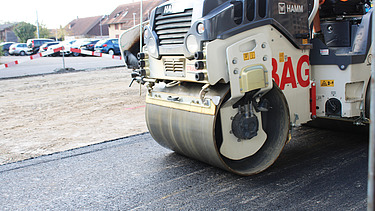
[243,52,255,61]
[320,80,334,87]
[250,52,255,59]
[279,52,285,62]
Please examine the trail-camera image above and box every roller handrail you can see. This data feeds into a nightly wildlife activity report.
[308,0,320,27]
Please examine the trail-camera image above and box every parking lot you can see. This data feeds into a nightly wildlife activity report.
[0,55,125,79]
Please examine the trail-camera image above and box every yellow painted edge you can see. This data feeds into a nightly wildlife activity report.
[146,96,216,115]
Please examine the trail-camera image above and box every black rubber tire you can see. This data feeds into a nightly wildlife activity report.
[19,51,25,56]
[218,84,290,175]
[108,49,115,55]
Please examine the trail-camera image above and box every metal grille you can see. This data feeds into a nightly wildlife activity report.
[155,9,193,45]
[163,58,185,72]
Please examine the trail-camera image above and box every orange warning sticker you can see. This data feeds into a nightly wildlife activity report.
[243,52,250,61]
[279,52,285,62]
[243,52,255,61]
[320,80,334,87]
[249,51,255,59]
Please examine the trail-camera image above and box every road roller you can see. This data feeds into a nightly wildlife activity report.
[120,0,372,175]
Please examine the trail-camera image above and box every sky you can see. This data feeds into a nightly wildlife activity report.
[0,0,141,29]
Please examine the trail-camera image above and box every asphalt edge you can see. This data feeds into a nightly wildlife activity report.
[0,132,151,173]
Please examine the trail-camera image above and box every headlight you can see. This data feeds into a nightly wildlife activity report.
[197,23,205,34]
[186,34,199,54]
[143,26,158,58]
[148,37,157,55]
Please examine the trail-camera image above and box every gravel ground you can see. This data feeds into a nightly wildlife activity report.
[0,67,148,164]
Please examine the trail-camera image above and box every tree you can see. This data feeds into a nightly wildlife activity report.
[57,25,67,41]
[37,23,51,39]
[14,22,36,43]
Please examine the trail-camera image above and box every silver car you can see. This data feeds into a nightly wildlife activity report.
[8,43,28,56]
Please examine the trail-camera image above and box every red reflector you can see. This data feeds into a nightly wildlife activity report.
[103,44,107,47]
[310,82,317,118]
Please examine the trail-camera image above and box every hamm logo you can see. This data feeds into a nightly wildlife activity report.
[278,3,286,14]
[279,2,304,14]
[163,5,173,14]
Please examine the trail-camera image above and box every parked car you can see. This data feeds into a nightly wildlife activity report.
[39,42,60,53]
[0,42,15,56]
[94,39,120,55]
[70,39,93,56]
[27,38,55,54]
[70,39,100,56]
[48,40,76,56]
[81,39,99,52]
[8,43,28,56]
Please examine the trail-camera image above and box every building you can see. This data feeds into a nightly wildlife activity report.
[102,0,165,39]
[65,16,109,40]
[0,23,18,42]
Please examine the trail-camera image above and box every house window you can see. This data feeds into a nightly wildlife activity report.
[115,24,119,30]
[114,11,123,18]
[116,35,119,38]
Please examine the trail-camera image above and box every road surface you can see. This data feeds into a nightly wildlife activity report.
[0,122,369,210]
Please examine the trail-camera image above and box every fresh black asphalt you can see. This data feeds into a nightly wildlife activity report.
[0,123,369,210]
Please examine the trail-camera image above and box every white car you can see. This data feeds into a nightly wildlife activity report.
[48,40,77,56]
[39,42,60,53]
[70,39,98,56]
[8,43,28,56]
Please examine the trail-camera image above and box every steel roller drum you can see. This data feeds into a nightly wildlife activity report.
[145,83,229,170]
[146,104,227,169]
[145,83,290,175]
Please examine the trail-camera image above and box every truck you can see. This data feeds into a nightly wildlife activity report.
[120,0,372,176]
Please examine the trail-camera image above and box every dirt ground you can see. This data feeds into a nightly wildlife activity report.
[0,67,148,165]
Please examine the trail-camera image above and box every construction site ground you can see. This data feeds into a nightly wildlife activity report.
[0,67,148,165]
